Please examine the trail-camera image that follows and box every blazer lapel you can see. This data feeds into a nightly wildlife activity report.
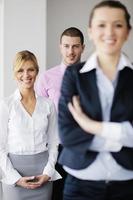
[80,69,103,121]
[111,67,131,121]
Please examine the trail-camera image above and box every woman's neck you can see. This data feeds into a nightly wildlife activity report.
[19,88,36,102]
[98,53,120,69]
[97,53,121,81]
[19,88,36,116]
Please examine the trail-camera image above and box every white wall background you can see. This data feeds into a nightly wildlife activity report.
[47,0,133,68]
[1,0,133,96]
[0,0,133,198]
[1,0,46,98]
[0,0,4,99]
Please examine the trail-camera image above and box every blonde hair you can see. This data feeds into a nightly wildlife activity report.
[13,50,39,75]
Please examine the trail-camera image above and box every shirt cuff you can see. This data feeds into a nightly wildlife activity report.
[2,169,22,185]
[43,163,55,179]
[101,122,122,142]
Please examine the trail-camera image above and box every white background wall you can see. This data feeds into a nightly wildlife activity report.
[0,0,46,98]
[0,0,133,198]
[0,0,4,99]
[47,0,133,68]
[1,0,133,97]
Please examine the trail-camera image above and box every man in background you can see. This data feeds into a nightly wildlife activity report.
[36,27,85,200]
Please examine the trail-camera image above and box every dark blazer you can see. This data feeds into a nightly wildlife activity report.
[58,62,133,170]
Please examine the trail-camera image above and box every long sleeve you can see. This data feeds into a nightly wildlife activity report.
[58,66,94,153]
[0,100,21,185]
[42,101,59,178]
[101,121,133,148]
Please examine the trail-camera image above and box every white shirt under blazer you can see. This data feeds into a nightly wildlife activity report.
[64,52,133,181]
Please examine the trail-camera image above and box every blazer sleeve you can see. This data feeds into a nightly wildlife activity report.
[58,65,94,153]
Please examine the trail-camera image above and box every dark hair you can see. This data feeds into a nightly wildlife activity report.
[60,27,84,45]
[89,0,132,30]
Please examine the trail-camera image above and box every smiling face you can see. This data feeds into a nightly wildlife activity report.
[15,60,38,91]
[60,35,85,66]
[88,7,130,57]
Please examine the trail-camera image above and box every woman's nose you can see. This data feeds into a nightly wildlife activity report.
[23,70,29,77]
[105,25,114,36]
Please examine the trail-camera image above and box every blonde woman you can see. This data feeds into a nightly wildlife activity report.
[0,50,61,200]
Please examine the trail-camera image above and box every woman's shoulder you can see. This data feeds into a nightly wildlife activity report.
[37,96,56,115]
[67,61,86,72]
[64,62,86,80]
[0,93,15,109]
[37,95,55,109]
[0,93,16,115]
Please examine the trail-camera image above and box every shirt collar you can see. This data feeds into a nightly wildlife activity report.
[14,89,38,101]
[61,62,67,67]
[80,52,133,73]
[60,62,67,73]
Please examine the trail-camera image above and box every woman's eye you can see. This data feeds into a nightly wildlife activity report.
[115,24,123,28]
[98,24,105,28]
[64,45,69,48]
[29,68,35,71]
[17,69,23,73]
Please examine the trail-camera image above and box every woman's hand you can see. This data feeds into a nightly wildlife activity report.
[33,174,51,186]
[16,176,41,189]
[68,96,102,135]
[16,174,50,189]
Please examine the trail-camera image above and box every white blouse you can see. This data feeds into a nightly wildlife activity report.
[0,90,61,185]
